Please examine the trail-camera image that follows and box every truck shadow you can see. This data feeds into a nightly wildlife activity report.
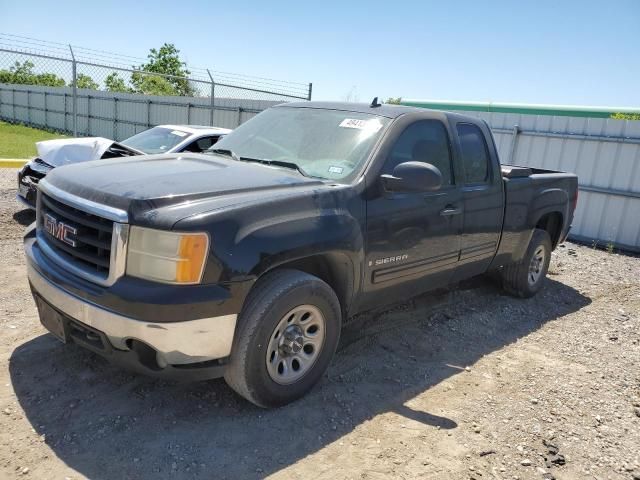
[12,208,35,226]
[9,277,590,479]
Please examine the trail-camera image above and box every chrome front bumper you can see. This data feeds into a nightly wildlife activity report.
[27,262,238,366]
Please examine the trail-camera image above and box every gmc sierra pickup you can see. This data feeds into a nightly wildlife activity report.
[25,101,578,407]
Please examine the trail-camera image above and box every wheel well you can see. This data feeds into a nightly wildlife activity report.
[262,254,354,318]
[536,212,563,248]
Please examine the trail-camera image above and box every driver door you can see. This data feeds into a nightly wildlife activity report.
[363,120,463,307]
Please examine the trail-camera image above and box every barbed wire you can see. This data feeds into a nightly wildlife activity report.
[0,33,310,97]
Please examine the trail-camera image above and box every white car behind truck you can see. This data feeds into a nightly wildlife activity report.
[17,124,231,208]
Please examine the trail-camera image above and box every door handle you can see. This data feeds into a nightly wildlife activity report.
[440,205,462,216]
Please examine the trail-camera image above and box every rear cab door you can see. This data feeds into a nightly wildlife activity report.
[450,117,504,282]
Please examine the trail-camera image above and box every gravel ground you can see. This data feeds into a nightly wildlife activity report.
[0,168,639,480]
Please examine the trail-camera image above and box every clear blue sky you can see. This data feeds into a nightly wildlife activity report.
[2,0,639,106]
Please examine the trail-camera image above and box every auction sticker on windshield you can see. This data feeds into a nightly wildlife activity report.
[339,118,383,132]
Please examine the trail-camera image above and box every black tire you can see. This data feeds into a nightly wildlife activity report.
[223,269,341,408]
[500,228,552,298]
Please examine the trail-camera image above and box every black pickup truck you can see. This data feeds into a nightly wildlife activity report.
[25,101,578,407]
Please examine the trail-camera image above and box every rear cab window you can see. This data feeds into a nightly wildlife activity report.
[456,123,491,185]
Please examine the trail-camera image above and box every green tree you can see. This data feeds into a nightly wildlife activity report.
[34,72,66,87]
[131,43,194,96]
[131,72,177,96]
[611,112,640,121]
[386,97,402,105]
[7,60,37,84]
[105,72,131,93]
[74,73,99,90]
[0,60,65,87]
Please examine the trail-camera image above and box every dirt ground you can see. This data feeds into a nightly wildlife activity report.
[0,168,639,480]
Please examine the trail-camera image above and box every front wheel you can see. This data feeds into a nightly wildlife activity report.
[500,228,552,298]
[224,269,341,407]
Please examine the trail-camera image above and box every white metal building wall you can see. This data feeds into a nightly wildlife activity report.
[452,110,640,252]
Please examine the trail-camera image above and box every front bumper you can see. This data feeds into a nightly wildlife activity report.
[26,236,244,380]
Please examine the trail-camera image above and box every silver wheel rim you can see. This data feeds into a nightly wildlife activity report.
[528,244,547,286]
[265,305,326,385]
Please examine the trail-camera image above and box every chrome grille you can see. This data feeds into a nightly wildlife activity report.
[36,182,129,286]
[40,192,114,275]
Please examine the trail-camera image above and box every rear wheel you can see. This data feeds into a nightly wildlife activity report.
[500,228,552,298]
[224,269,341,407]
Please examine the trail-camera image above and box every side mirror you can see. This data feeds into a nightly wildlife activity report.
[381,161,443,193]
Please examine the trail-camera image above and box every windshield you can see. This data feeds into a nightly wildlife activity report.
[121,127,191,154]
[207,107,390,180]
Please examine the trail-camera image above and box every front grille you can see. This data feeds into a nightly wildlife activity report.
[39,191,114,278]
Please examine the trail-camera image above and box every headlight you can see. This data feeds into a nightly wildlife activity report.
[126,226,210,284]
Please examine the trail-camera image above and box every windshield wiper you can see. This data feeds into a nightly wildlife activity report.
[209,148,240,162]
[208,149,312,177]
[237,157,312,177]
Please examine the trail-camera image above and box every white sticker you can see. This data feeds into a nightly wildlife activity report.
[171,130,188,137]
[328,166,344,174]
[339,118,383,132]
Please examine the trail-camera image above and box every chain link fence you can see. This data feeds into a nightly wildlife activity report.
[0,35,312,139]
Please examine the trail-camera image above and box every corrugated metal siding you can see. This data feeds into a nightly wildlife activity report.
[453,109,640,251]
[0,83,282,140]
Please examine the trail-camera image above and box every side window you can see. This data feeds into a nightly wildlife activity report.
[457,123,490,184]
[181,136,219,153]
[384,120,453,186]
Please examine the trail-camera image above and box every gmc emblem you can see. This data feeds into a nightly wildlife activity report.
[43,213,77,247]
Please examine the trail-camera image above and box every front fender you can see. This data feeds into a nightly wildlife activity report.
[240,210,364,278]
[172,186,365,289]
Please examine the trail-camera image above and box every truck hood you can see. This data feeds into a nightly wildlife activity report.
[42,153,327,228]
[36,137,143,167]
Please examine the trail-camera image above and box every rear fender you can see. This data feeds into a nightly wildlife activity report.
[529,188,569,228]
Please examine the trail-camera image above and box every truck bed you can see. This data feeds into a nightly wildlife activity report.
[491,165,578,269]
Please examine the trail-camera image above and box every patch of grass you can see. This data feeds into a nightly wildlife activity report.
[0,121,68,159]
[606,242,615,254]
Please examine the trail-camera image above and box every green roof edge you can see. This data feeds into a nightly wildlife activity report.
[400,100,640,118]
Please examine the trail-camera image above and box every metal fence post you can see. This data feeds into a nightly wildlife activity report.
[87,94,91,135]
[207,69,215,126]
[308,83,313,101]
[508,125,520,164]
[147,99,151,127]
[27,89,31,124]
[69,44,78,136]
[113,97,118,140]
[43,90,47,126]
